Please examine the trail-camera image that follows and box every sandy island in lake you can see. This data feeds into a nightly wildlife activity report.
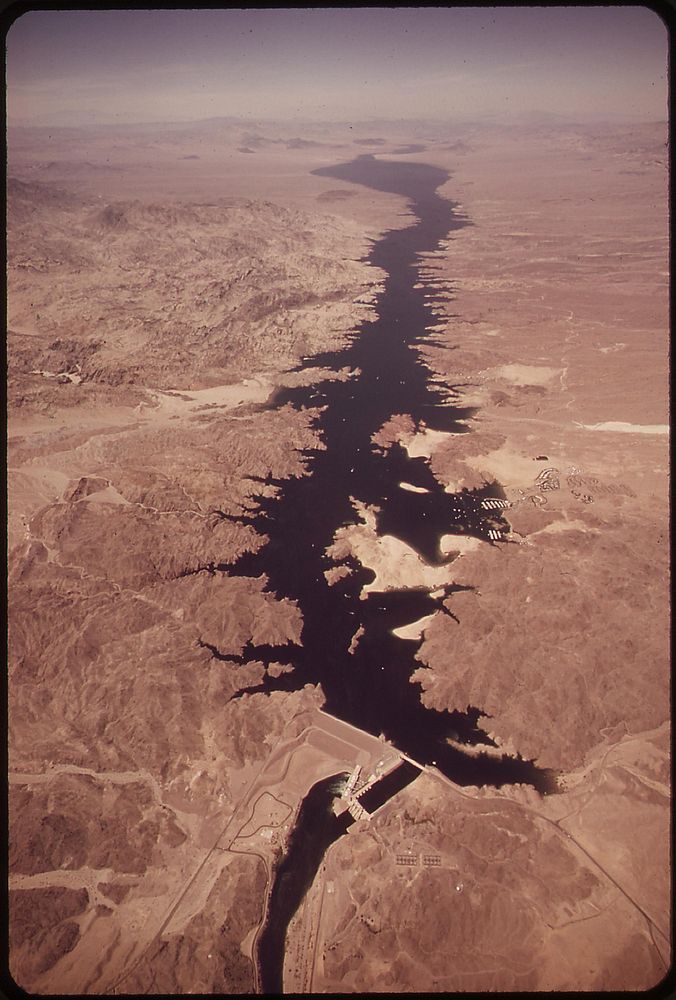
[326,500,482,596]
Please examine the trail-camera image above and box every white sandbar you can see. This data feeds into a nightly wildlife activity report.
[579,421,669,435]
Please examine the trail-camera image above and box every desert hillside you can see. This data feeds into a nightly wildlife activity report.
[7,148,385,993]
[7,115,670,993]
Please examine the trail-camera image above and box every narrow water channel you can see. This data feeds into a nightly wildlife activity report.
[222,154,558,992]
[257,774,352,995]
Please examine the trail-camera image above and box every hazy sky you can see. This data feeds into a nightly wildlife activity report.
[6,6,668,126]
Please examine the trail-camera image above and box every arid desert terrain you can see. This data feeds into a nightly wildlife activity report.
[7,116,669,992]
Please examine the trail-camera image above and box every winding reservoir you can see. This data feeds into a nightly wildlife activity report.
[225,155,558,991]
[227,154,555,790]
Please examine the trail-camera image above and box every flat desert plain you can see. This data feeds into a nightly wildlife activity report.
[7,117,669,992]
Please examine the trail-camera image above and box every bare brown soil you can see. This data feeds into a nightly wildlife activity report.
[7,122,393,993]
[312,752,668,992]
[409,122,669,775]
[7,117,669,993]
